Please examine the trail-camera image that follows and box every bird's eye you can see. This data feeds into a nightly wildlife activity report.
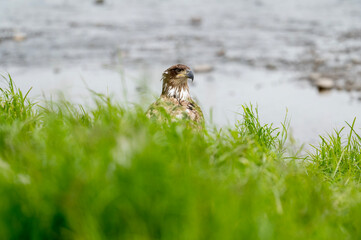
[175,68,181,73]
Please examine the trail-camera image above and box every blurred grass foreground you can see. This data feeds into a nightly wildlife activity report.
[1,74,361,240]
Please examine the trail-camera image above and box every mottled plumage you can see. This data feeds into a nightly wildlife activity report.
[146,64,204,124]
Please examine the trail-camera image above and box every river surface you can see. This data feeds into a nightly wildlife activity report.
[1,0,361,146]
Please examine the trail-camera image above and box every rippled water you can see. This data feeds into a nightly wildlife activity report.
[1,0,361,145]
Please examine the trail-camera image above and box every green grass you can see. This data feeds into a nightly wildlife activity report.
[0,74,361,239]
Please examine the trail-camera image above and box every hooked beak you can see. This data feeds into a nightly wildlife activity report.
[186,70,194,82]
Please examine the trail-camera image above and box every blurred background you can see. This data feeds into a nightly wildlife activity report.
[1,0,361,144]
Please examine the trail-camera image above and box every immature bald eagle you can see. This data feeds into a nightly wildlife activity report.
[146,64,204,124]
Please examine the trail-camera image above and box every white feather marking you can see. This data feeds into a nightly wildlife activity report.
[179,88,190,101]
[166,86,190,101]
[167,87,176,97]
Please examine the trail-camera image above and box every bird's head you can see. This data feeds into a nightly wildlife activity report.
[161,64,194,101]
[161,64,194,85]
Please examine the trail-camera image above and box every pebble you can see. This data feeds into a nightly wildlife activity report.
[193,65,214,73]
[315,78,334,90]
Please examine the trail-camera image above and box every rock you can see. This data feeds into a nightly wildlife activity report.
[216,49,225,57]
[344,80,354,92]
[335,81,343,91]
[190,17,202,26]
[265,63,277,70]
[314,58,325,66]
[353,82,361,91]
[344,84,353,92]
[315,78,334,91]
[69,22,78,27]
[13,32,26,42]
[246,59,255,66]
[53,67,61,74]
[95,0,104,4]
[351,58,361,65]
[193,65,214,73]
[309,72,322,82]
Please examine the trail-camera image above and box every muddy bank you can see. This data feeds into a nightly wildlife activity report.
[1,1,361,76]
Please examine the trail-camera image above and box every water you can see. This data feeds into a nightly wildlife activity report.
[1,0,361,146]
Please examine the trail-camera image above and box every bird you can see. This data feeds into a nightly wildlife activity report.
[146,64,204,125]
